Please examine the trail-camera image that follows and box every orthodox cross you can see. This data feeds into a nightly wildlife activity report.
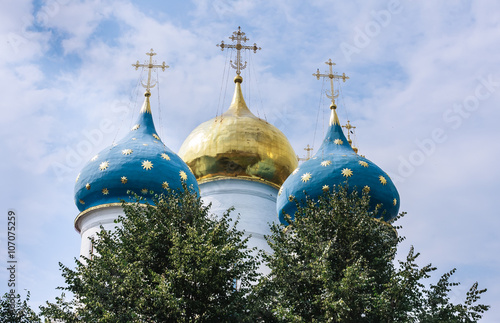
[297,144,313,162]
[217,27,261,75]
[342,120,358,153]
[313,58,349,109]
[132,49,169,92]
[342,120,356,144]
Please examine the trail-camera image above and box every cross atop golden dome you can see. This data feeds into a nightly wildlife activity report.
[132,49,169,94]
[178,29,296,188]
[313,58,349,109]
[217,27,261,76]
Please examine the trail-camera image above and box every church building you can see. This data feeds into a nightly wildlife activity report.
[72,27,399,265]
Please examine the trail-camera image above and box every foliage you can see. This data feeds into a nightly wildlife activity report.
[41,184,259,322]
[0,291,41,323]
[40,182,489,322]
[259,185,489,322]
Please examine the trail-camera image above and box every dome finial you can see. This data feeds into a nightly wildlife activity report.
[132,49,169,93]
[342,120,359,154]
[313,58,349,109]
[234,75,243,83]
[217,27,261,76]
[225,74,252,117]
[297,144,314,162]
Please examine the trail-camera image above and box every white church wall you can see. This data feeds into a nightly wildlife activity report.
[199,178,278,275]
[75,205,123,259]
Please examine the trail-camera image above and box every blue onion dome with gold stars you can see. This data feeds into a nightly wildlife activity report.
[276,105,399,224]
[74,91,199,213]
[178,75,298,188]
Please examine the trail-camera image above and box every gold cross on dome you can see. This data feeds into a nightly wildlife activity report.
[313,58,349,109]
[217,27,261,76]
[132,49,169,92]
[297,144,313,162]
[342,120,356,143]
[342,120,359,153]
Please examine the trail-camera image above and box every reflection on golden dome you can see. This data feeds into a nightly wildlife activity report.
[178,76,298,188]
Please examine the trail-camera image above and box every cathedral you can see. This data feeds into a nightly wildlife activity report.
[72,27,399,262]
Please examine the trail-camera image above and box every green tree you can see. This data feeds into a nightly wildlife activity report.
[259,186,489,322]
[41,185,259,322]
[0,291,41,323]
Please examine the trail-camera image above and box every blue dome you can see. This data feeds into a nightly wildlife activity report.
[74,93,199,212]
[277,108,399,224]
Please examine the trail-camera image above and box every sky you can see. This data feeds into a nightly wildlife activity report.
[0,0,499,320]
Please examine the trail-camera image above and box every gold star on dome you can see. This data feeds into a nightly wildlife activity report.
[278,186,283,196]
[143,144,148,146]
[152,134,160,140]
[141,188,148,194]
[288,195,295,202]
[85,183,91,190]
[162,181,169,189]
[121,176,128,184]
[91,155,99,161]
[180,171,188,181]
[102,188,109,195]
[301,172,312,182]
[393,198,397,206]
[322,185,329,191]
[379,175,387,185]
[321,160,332,167]
[161,153,170,161]
[292,168,300,175]
[363,185,370,193]
[341,168,353,178]
[79,199,85,204]
[122,149,133,155]
[358,161,368,167]
[99,161,109,171]
[131,124,140,131]
[76,173,80,183]
[334,139,343,145]
[142,160,153,170]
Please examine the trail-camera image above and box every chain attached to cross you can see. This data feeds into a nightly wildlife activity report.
[313,58,349,109]
[217,27,261,76]
[132,49,169,93]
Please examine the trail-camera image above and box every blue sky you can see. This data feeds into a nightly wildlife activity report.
[1,0,499,320]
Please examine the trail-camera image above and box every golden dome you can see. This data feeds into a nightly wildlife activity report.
[178,76,298,188]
